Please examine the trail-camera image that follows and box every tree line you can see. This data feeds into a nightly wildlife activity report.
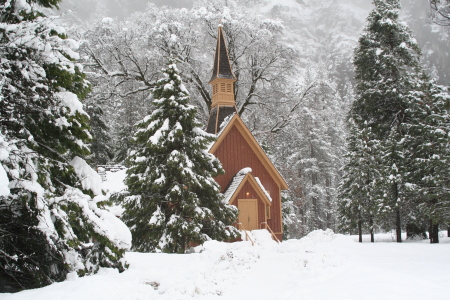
[339,0,450,243]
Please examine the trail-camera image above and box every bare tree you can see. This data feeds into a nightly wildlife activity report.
[429,0,450,26]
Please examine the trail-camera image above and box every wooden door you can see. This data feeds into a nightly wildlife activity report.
[238,199,258,231]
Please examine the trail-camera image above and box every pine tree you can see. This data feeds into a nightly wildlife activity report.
[402,77,450,243]
[123,62,239,253]
[353,0,422,134]
[376,128,407,242]
[339,120,380,242]
[86,103,113,165]
[0,0,129,291]
[349,0,423,242]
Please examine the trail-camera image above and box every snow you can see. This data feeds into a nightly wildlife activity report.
[0,164,10,196]
[101,168,127,194]
[222,170,247,204]
[150,118,170,145]
[57,91,86,116]
[61,188,131,251]
[70,156,103,196]
[3,230,449,299]
[238,167,252,175]
[0,135,10,196]
[254,177,272,202]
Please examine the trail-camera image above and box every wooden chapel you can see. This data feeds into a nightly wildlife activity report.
[206,25,288,241]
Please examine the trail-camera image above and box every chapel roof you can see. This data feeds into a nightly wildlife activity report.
[206,107,236,134]
[223,168,272,205]
[209,114,289,190]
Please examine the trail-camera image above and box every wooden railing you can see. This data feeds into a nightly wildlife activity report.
[260,222,280,244]
[236,223,255,246]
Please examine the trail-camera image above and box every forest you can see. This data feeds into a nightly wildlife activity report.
[57,0,450,238]
[1,0,450,293]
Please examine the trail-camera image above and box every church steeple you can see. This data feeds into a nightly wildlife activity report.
[209,24,237,84]
[206,24,238,134]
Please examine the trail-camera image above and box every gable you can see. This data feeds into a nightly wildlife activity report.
[209,115,288,190]
[223,171,272,206]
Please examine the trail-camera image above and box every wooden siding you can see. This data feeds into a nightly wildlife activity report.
[232,181,266,228]
[213,124,283,236]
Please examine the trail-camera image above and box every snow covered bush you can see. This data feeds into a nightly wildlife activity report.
[0,0,130,292]
[123,62,239,253]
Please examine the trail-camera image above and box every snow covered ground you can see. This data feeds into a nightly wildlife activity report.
[3,171,449,299]
[2,230,449,300]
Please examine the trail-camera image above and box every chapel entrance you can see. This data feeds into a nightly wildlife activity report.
[238,199,258,231]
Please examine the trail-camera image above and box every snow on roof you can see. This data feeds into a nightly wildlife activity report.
[222,168,252,204]
[206,112,236,152]
[219,112,236,133]
[222,168,271,204]
[254,177,272,203]
[238,167,252,175]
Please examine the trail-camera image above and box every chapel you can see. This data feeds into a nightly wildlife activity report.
[207,25,288,242]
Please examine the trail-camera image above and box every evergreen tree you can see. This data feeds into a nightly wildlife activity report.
[339,120,380,242]
[0,0,129,291]
[402,77,450,243]
[352,0,422,134]
[349,0,422,242]
[123,62,239,253]
[86,103,113,165]
[376,128,407,242]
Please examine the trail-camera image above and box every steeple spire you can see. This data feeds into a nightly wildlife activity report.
[209,24,236,83]
[206,24,237,134]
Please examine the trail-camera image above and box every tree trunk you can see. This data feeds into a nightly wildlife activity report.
[395,207,402,243]
[393,181,402,243]
[369,215,374,243]
[358,219,362,243]
[429,221,439,244]
[325,176,332,230]
[448,227,450,238]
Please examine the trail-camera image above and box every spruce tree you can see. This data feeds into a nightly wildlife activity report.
[349,0,422,242]
[402,77,450,243]
[339,120,380,242]
[353,0,422,135]
[0,0,129,291]
[376,128,407,242]
[123,62,239,253]
[86,103,113,165]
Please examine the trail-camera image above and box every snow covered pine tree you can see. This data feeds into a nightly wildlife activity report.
[339,120,380,243]
[347,0,423,243]
[123,62,239,253]
[402,77,450,243]
[0,0,130,292]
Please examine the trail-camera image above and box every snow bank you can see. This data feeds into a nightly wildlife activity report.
[3,230,450,300]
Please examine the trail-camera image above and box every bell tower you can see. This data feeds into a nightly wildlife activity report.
[206,24,238,134]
